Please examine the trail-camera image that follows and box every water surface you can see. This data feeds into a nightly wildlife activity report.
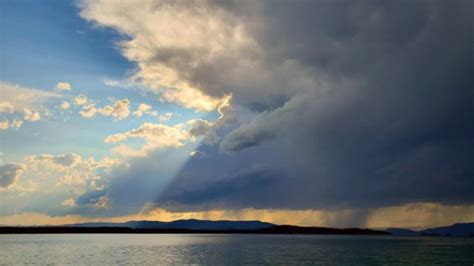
[1,234,473,265]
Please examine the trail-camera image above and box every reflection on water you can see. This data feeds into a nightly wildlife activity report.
[1,234,473,265]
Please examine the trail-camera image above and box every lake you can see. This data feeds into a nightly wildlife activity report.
[1,234,473,265]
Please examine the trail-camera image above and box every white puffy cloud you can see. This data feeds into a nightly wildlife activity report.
[0,163,26,189]
[158,112,172,122]
[159,88,227,113]
[105,105,234,156]
[56,82,71,91]
[23,108,41,122]
[0,82,55,129]
[0,108,36,130]
[105,95,233,157]
[58,101,71,110]
[26,153,82,169]
[0,119,23,130]
[73,94,88,106]
[0,101,14,114]
[25,153,120,188]
[62,198,77,207]
[105,122,188,156]
[10,119,23,129]
[0,120,9,130]
[80,99,131,120]
[78,104,96,118]
[110,144,148,157]
[0,84,51,129]
[0,81,51,124]
[133,103,153,117]
[26,153,119,171]
[103,78,137,88]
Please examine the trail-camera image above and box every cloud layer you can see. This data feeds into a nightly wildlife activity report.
[78,0,474,214]
[80,99,131,120]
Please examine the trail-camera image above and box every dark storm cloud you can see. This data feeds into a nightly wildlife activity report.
[75,189,106,206]
[78,0,473,215]
[159,166,282,210]
[152,0,474,211]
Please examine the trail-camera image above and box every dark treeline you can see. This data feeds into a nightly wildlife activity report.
[0,225,389,235]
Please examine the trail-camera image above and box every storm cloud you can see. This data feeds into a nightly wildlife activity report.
[157,0,473,211]
[81,0,474,213]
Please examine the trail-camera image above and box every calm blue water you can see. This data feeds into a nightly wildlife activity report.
[1,234,473,265]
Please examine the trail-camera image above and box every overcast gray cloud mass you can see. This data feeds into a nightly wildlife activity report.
[82,0,474,214]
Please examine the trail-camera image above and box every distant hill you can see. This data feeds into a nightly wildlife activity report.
[65,219,274,231]
[386,222,474,237]
[420,223,474,237]
[0,219,388,235]
[2,219,472,236]
[385,228,420,236]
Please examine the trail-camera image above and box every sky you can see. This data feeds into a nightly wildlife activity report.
[0,0,473,229]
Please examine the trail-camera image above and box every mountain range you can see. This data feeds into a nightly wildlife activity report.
[387,222,474,237]
[65,219,274,231]
[1,219,472,236]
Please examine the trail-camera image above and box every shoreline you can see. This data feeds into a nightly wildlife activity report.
[0,226,389,235]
